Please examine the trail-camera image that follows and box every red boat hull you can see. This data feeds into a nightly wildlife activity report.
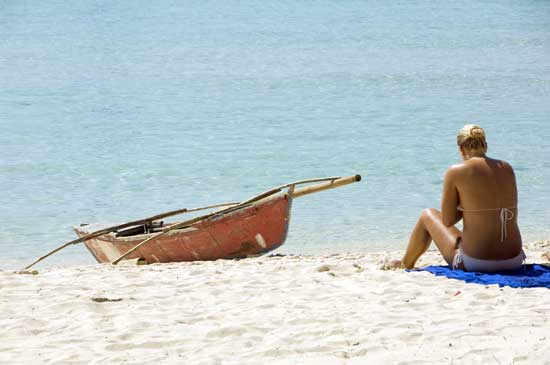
[74,194,292,264]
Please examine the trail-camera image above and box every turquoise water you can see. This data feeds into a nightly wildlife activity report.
[1,1,549,268]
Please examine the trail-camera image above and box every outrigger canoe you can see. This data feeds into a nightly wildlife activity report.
[23,175,360,269]
[75,193,292,264]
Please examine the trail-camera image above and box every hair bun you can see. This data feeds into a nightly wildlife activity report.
[469,126,485,139]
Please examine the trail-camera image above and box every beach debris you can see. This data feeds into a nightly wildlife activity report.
[317,265,330,272]
[268,253,286,258]
[353,263,364,272]
[532,240,550,249]
[453,290,462,297]
[91,297,123,303]
[116,258,147,266]
[15,270,39,275]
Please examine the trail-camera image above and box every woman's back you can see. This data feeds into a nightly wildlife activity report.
[453,156,522,260]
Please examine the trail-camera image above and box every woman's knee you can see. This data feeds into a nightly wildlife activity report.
[419,208,439,222]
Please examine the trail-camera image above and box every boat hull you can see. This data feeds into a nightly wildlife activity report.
[74,194,292,264]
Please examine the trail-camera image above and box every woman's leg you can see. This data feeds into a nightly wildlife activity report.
[401,208,461,269]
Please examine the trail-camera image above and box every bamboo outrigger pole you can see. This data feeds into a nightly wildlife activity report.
[290,174,361,198]
[111,175,361,265]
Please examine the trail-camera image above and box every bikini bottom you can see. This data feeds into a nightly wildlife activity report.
[452,246,525,272]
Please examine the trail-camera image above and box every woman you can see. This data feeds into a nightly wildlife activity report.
[391,124,524,272]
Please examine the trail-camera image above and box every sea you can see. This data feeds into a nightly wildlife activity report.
[1,0,549,269]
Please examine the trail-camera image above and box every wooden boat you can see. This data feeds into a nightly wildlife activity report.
[75,193,292,264]
[22,175,361,269]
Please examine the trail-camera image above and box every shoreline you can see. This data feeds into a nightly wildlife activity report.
[2,244,550,363]
[5,238,549,271]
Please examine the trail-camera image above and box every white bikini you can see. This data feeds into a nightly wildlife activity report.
[452,207,525,272]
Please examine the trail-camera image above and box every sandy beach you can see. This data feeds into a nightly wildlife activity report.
[2,243,550,364]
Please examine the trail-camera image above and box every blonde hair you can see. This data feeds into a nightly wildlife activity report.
[457,124,486,150]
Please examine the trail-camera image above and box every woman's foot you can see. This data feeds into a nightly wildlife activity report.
[379,259,406,270]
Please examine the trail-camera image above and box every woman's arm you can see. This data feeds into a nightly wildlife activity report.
[441,167,462,227]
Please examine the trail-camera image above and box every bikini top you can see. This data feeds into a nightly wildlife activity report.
[457,207,516,242]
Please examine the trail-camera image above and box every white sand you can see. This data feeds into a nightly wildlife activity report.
[2,245,550,364]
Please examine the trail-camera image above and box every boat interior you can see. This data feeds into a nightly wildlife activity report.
[114,221,167,237]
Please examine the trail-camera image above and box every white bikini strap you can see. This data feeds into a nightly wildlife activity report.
[452,248,463,270]
[499,208,514,242]
[457,206,515,242]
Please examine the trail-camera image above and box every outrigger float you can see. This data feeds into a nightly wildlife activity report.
[23,175,361,269]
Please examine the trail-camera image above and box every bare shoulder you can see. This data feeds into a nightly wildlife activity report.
[499,159,513,170]
[489,157,515,174]
[444,163,467,179]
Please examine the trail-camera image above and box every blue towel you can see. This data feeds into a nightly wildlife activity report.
[411,264,550,288]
